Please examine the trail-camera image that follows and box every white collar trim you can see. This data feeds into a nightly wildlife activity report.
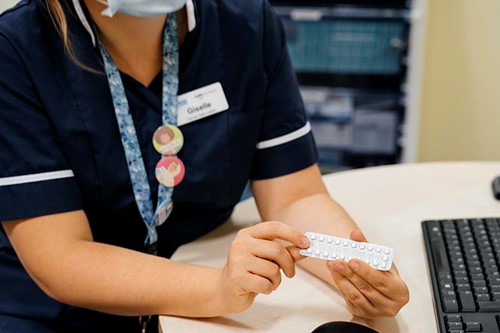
[72,0,197,47]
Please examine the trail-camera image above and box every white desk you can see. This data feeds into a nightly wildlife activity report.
[160,162,500,333]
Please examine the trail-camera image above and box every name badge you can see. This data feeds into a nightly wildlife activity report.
[177,82,229,127]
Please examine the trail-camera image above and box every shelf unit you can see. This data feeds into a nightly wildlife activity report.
[271,0,425,172]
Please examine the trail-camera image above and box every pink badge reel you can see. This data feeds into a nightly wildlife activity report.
[152,125,184,156]
[155,156,185,188]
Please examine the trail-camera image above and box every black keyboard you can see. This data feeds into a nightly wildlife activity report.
[423,218,500,333]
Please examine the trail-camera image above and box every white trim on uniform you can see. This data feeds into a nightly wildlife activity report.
[256,122,312,150]
[186,0,196,32]
[73,0,198,47]
[0,170,75,187]
[72,0,96,47]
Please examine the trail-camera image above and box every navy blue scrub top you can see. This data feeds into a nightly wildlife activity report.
[0,0,317,331]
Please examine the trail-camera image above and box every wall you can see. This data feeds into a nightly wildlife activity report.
[418,0,500,161]
[0,0,19,13]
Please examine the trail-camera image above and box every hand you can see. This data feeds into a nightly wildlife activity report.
[327,230,409,318]
[216,221,309,314]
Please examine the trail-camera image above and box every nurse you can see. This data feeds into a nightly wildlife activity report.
[0,0,409,332]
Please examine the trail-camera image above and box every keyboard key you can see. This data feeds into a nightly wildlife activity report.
[470,273,485,280]
[464,322,482,332]
[439,272,453,281]
[458,291,476,312]
[478,300,500,312]
[457,284,471,291]
[476,294,490,302]
[471,280,486,287]
[442,290,456,299]
[445,314,462,322]
[431,238,451,274]
[474,287,488,294]
[443,299,459,312]
[489,278,500,285]
[447,321,463,329]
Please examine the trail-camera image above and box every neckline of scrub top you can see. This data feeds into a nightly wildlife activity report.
[120,70,163,92]
[71,0,198,47]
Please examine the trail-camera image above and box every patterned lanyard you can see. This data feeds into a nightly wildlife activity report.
[99,13,181,247]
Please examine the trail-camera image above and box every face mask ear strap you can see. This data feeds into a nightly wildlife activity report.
[186,0,196,32]
[72,0,97,46]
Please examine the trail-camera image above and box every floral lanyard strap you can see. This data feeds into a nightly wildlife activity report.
[99,13,185,249]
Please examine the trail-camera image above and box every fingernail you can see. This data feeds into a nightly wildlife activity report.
[349,261,359,271]
[301,237,310,247]
[335,263,344,272]
[327,261,335,271]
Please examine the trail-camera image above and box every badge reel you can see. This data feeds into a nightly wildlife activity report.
[152,124,185,226]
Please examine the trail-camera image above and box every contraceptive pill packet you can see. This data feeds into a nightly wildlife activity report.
[299,231,395,271]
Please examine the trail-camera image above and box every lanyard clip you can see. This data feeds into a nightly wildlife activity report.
[139,315,152,333]
[146,242,158,256]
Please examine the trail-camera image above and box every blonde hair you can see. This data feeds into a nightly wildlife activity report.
[45,0,99,72]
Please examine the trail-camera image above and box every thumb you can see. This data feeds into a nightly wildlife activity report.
[349,229,368,243]
[286,245,307,263]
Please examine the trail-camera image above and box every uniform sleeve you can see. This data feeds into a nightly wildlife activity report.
[250,1,318,180]
[0,35,82,221]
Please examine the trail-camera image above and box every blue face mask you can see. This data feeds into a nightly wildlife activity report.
[97,0,187,18]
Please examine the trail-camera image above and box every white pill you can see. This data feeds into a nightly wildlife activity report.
[383,256,389,262]
[343,241,349,247]
[335,239,341,245]
[319,235,325,242]
[376,247,382,253]
[310,234,317,240]
[323,251,329,257]
[327,237,333,243]
[372,260,379,266]
[360,244,366,250]
[315,250,320,256]
[331,252,337,259]
[384,248,391,255]
[351,243,357,249]
[306,248,312,254]
[381,263,387,269]
[368,245,374,252]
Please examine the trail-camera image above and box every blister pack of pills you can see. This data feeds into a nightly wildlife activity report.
[299,231,395,271]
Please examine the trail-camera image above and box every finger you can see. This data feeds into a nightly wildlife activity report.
[327,262,380,317]
[333,260,386,298]
[344,298,379,319]
[286,245,307,263]
[346,258,405,300]
[335,260,402,313]
[241,273,275,295]
[348,230,403,295]
[247,258,282,291]
[251,240,296,278]
[247,221,310,249]
[350,229,368,242]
